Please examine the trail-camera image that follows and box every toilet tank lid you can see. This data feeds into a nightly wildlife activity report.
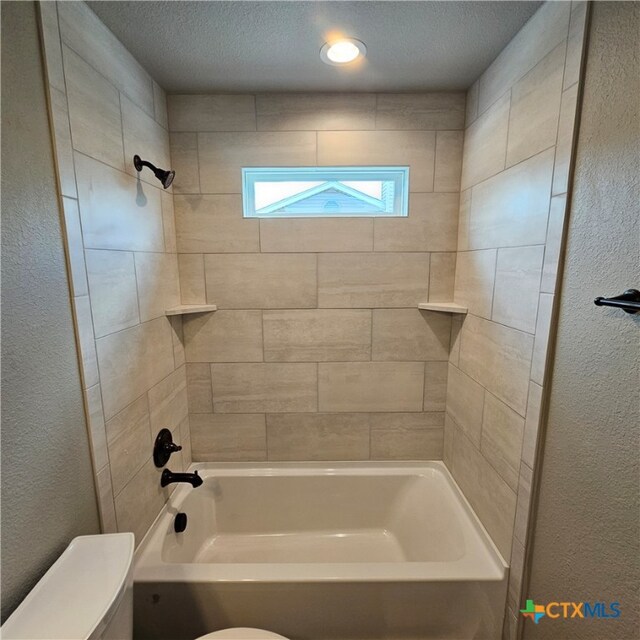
[1,533,134,640]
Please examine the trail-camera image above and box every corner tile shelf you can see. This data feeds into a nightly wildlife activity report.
[418,302,468,314]
[164,304,217,317]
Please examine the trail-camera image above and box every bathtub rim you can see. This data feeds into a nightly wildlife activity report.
[134,460,508,584]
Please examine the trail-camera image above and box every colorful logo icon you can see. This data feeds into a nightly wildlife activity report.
[521,600,546,624]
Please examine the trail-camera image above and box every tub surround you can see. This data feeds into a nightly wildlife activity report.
[445,2,588,636]
[38,0,191,541]
[170,91,465,463]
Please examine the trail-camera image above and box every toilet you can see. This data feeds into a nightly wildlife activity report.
[1,534,288,640]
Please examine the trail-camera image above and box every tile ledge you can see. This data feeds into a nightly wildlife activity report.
[165,304,218,316]
[418,302,468,314]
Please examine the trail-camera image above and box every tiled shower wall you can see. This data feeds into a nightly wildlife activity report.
[441,2,588,637]
[38,1,191,542]
[168,93,466,461]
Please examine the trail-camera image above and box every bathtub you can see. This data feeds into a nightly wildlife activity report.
[134,461,507,640]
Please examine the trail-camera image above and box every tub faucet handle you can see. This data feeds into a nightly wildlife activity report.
[153,428,182,467]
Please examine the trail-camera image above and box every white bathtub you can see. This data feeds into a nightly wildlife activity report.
[134,462,507,640]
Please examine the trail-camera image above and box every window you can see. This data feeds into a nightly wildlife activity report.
[242,167,409,218]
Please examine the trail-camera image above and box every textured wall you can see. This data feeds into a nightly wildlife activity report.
[524,3,640,639]
[442,1,588,634]
[169,92,466,462]
[38,1,190,543]
[0,1,100,620]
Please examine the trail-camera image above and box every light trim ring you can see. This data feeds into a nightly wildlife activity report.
[320,38,367,66]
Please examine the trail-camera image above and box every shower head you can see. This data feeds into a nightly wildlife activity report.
[133,155,175,189]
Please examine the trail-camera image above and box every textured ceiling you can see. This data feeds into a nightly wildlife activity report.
[88,1,542,93]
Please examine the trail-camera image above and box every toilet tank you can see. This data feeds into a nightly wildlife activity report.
[2,533,134,640]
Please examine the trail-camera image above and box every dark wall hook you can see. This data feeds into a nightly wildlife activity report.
[594,289,640,314]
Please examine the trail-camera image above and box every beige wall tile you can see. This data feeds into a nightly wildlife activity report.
[429,253,456,302]
[506,44,565,168]
[318,253,429,308]
[134,252,181,322]
[178,416,192,467]
[168,94,256,132]
[161,191,177,253]
[541,195,567,293]
[373,193,458,252]
[211,363,317,413]
[492,246,544,333]
[95,465,118,533]
[446,364,485,447]
[105,394,152,496]
[169,316,185,368]
[74,296,99,388]
[513,462,533,545]
[97,317,175,419]
[468,148,555,250]
[186,363,213,413]
[564,1,588,90]
[58,0,154,115]
[85,249,139,338]
[184,310,263,362]
[199,131,316,193]
[465,81,479,126]
[267,413,370,461]
[39,0,65,91]
[454,249,497,318]
[169,132,200,194]
[75,152,164,252]
[481,393,525,491]
[121,95,171,183]
[318,362,424,412]
[372,309,450,362]
[114,458,169,543]
[178,254,206,304]
[148,367,188,435]
[508,537,525,610]
[459,315,534,416]
[62,198,88,296]
[257,93,375,130]
[174,194,259,253]
[443,414,455,469]
[370,412,444,460]
[521,382,542,467]
[264,309,371,362]
[85,384,109,471]
[205,253,316,309]
[477,1,571,115]
[457,189,471,252]
[451,425,517,560]
[260,217,374,253]
[424,361,448,411]
[318,130,435,192]
[49,87,77,198]
[449,315,463,367]
[375,93,465,130]
[460,93,509,191]
[552,83,579,196]
[191,414,266,461]
[531,293,554,385]
[63,45,124,170]
[152,81,168,129]
[434,131,464,192]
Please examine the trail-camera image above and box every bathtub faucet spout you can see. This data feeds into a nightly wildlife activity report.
[161,468,203,488]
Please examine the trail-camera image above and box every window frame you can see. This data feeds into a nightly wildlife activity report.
[241,166,410,219]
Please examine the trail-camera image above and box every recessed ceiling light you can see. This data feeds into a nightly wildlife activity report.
[320,38,367,66]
